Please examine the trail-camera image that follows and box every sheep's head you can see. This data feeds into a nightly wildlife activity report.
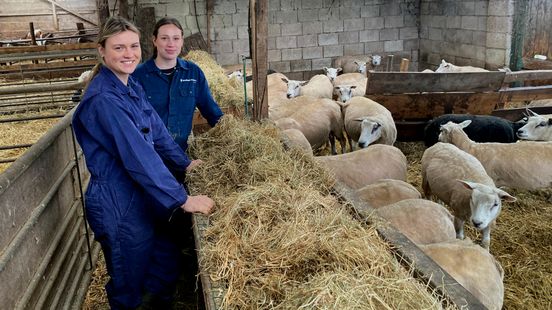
[356,117,382,148]
[459,180,515,232]
[334,85,357,103]
[435,59,453,73]
[283,79,307,99]
[516,109,552,141]
[438,120,471,143]
[354,61,368,74]
[323,67,342,82]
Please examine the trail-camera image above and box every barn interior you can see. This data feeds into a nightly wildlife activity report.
[1,1,551,310]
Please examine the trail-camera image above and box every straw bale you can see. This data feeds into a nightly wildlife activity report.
[184,50,245,111]
[186,116,452,309]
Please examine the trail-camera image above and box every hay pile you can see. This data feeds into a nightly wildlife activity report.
[0,111,62,173]
[184,51,245,111]
[187,116,452,309]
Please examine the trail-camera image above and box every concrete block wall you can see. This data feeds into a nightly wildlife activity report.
[419,0,514,70]
[208,0,421,78]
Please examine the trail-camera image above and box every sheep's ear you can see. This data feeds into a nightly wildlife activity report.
[459,120,472,128]
[497,189,516,202]
[350,85,357,89]
[457,180,477,190]
[548,118,552,126]
[441,59,447,64]
[281,78,288,83]
[300,81,308,86]
[337,68,342,73]
[323,67,329,72]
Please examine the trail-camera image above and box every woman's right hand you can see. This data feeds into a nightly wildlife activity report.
[181,195,214,215]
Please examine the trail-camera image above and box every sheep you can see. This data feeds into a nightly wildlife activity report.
[340,96,397,151]
[246,72,289,110]
[71,70,93,103]
[273,97,346,155]
[438,120,552,190]
[516,109,552,141]
[419,239,505,310]
[435,59,488,73]
[355,179,421,209]
[423,114,527,147]
[421,142,516,249]
[332,73,367,103]
[315,144,407,190]
[227,69,244,81]
[280,128,313,156]
[331,55,374,74]
[323,67,342,82]
[375,199,456,245]
[282,74,333,99]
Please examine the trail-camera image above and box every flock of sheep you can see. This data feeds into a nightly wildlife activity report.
[228,57,552,310]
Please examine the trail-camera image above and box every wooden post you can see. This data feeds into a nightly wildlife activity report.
[136,7,156,61]
[250,0,269,121]
[399,58,410,72]
[206,0,213,53]
[96,0,110,25]
[51,2,59,30]
[386,54,394,72]
[29,23,37,46]
[119,0,129,19]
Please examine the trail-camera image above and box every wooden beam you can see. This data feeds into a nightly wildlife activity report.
[51,2,59,30]
[0,43,97,55]
[504,70,552,83]
[251,0,269,121]
[44,0,98,26]
[135,7,156,61]
[0,81,84,95]
[492,106,552,121]
[367,92,501,120]
[0,49,97,63]
[96,0,110,25]
[366,71,506,94]
[498,85,552,102]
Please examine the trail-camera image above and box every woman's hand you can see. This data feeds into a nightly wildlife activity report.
[186,159,204,172]
[181,195,214,215]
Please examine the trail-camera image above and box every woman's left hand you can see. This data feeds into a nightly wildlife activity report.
[186,159,203,171]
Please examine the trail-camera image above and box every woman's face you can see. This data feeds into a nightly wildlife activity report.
[153,24,183,62]
[98,30,141,83]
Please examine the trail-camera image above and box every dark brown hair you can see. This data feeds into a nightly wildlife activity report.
[152,17,184,59]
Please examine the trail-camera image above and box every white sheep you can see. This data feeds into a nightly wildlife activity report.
[419,239,505,310]
[435,59,488,73]
[439,120,552,190]
[331,55,373,74]
[332,73,367,102]
[340,96,397,151]
[273,97,346,155]
[315,144,407,190]
[421,142,516,249]
[516,109,552,141]
[280,128,313,156]
[282,74,333,99]
[375,198,456,245]
[246,72,290,110]
[227,69,244,81]
[323,67,342,82]
[355,179,421,209]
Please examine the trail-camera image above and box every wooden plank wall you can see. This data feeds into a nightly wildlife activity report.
[523,0,552,59]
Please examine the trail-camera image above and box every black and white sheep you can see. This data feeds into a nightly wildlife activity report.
[423,114,526,147]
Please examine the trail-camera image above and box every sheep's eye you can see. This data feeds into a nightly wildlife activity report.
[537,121,547,127]
[491,202,498,210]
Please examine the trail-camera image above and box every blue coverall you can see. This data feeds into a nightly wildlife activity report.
[72,66,192,309]
[132,58,223,151]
